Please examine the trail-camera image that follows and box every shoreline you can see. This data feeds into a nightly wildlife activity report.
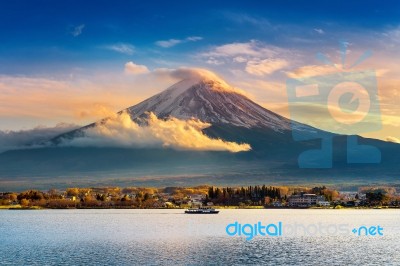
[2,205,398,210]
[2,184,398,210]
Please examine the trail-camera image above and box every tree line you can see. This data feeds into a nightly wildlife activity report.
[206,185,281,206]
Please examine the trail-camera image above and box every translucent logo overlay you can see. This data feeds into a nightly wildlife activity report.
[286,42,381,168]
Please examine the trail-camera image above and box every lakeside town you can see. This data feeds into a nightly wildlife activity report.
[1,184,400,209]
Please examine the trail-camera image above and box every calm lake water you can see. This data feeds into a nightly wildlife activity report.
[1,209,399,265]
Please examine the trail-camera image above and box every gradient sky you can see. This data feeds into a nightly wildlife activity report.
[0,0,399,142]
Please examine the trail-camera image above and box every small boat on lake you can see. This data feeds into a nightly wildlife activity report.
[185,206,219,214]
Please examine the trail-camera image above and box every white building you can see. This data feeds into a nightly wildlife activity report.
[288,193,329,207]
[288,193,317,207]
[317,201,330,207]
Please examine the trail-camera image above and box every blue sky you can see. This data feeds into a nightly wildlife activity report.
[0,1,399,142]
[1,0,399,74]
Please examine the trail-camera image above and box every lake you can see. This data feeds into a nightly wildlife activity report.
[1,209,399,265]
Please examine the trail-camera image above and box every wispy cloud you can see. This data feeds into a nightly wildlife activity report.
[233,56,247,63]
[70,24,85,37]
[314,28,325,34]
[155,36,203,48]
[206,57,224,65]
[151,67,229,86]
[382,26,400,43]
[381,114,400,127]
[106,43,135,55]
[199,40,288,65]
[0,123,79,152]
[286,64,338,78]
[186,36,203,42]
[222,11,271,28]
[124,61,150,75]
[201,40,277,58]
[156,39,181,48]
[199,40,292,75]
[245,58,288,76]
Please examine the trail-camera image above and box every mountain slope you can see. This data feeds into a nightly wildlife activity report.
[52,77,316,144]
[1,77,399,190]
[127,78,291,130]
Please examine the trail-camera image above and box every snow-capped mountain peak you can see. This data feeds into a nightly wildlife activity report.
[126,78,293,130]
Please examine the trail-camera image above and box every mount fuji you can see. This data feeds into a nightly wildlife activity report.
[52,77,316,147]
[126,78,292,129]
[0,76,399,190]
